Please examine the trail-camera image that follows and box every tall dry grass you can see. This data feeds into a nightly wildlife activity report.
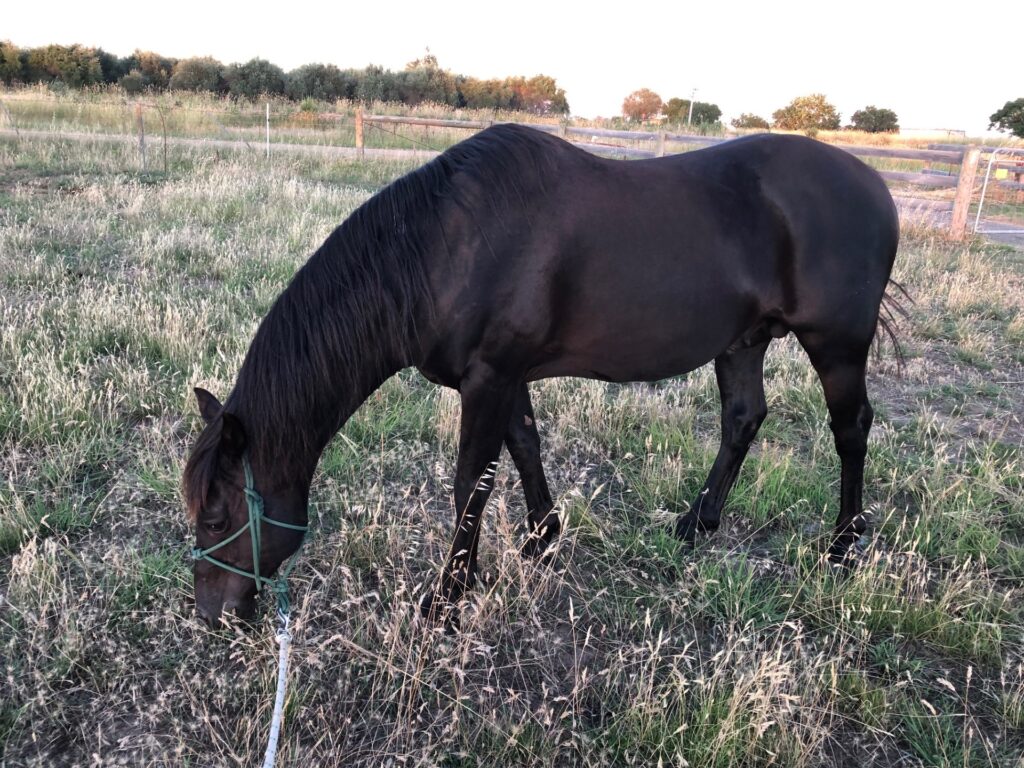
[0,133,1022,766]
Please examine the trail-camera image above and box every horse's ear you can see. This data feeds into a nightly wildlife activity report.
[194,387,222,424]
[219,413,248,458]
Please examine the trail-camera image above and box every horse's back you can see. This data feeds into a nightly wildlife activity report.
[422,127,899,385]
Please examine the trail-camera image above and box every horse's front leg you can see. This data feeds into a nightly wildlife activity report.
[421,363,518,624]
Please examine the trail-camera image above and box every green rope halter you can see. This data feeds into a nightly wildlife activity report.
[191,455,307,615]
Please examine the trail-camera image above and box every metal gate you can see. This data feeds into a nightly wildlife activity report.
[974,146,1024,236]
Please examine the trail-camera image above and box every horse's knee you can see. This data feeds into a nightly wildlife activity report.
[725,401,767,446]
[830,401,872,457]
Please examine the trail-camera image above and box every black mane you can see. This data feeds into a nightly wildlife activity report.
[219,124,561,465]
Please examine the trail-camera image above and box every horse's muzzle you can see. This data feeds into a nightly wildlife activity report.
[196,595,257,628]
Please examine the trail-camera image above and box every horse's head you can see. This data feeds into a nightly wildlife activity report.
[183,388,307,627]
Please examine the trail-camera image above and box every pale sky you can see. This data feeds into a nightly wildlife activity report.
[5,0,1020,136]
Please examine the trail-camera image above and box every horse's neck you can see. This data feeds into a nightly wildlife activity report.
[230,199,437,478]
[229,323,409,483]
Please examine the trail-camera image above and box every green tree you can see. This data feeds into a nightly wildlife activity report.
[24,44,103,87]
[665,97,721,125]
[458,77,513,109]
[665,97,687,123]
[772,94,841,131]
[356,64,402,103]
[0,41,22,84]
[850,105,899,133]
[169,57,226,93]
[731,113,770,129]
[499,75,569,114]
[223,58,286,99]
[397,53,458,106]
[622,88,663,121]
[989,98,1024,138]
[95,48,129,84]
[127,50,176,89]
[521,75,569,114]
[285,63,356,102]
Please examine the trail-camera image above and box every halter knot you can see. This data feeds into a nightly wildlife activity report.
[244,485,264,512]
[190,454,308,604]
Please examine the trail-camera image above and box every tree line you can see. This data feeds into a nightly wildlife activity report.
[622,89,902,134]
[0,43,570,114]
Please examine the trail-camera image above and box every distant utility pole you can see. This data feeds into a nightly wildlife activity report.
[687,87,698,126]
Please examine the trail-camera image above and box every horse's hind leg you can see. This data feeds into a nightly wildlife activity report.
[504,383,559,559]
[797,335,874,563]
[676,340,770,543]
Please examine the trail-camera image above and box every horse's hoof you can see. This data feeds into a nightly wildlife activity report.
[675,514,717,544]
[521,517,560,562]
[520,533,557,564]
[826,536,863,571]
[419,592,461,633]
[674,516,697,544]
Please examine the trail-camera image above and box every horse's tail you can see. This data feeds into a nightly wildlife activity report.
[875,278,912,374]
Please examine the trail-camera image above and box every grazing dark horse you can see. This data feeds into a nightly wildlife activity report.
[183,124,900,626]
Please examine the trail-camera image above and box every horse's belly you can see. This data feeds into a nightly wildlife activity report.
[527,311,742,383]
[527,350,712,383]
[525,262,757,383]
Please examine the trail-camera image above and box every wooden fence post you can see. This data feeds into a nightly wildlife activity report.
[135,102,146,171]
[657,131,666,157]
[950,147,980,239]
[355,108,364,158]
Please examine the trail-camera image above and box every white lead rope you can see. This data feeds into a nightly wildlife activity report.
[261,612,293,768]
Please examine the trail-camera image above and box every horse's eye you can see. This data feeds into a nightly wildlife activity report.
[205,519,228,534]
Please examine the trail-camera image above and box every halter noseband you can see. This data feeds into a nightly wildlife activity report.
[191,455,307,613]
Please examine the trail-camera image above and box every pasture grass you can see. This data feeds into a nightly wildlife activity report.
[1,134,1023,766]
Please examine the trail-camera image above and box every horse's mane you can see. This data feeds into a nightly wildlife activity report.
[183,124,562,503]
